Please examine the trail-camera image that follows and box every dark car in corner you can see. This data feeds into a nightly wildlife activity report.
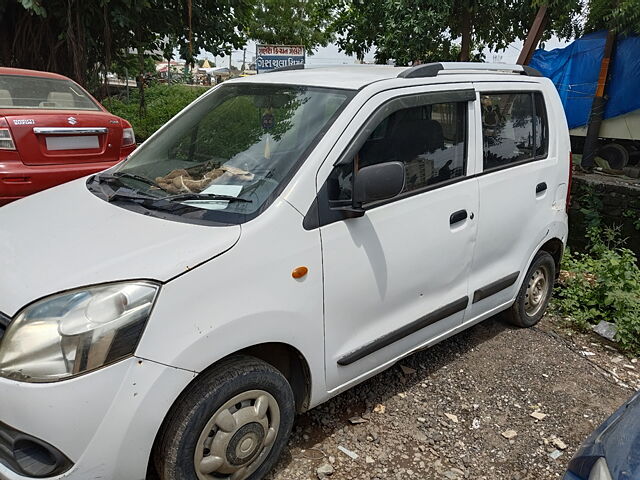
[564,389,640,480]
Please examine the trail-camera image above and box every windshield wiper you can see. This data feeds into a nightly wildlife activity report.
[164,193,252,203]
[99,171,168,192]
[106,190,160,203]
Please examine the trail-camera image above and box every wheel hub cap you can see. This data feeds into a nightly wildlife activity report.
[194,390,280,480]
[524,266,549,317]
[227,423,265,465]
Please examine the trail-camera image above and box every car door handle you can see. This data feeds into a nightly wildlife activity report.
[536,182,547,194]
[449,209,468,225]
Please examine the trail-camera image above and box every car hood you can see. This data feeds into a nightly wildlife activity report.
[0,178,241,316]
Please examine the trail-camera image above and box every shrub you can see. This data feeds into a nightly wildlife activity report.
[555,226,640,354]
[103,83,209,142]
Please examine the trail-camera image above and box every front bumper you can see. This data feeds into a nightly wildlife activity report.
[0,357,194,480]
[0,421,72,477]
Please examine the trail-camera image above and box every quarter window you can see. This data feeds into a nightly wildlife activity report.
[481,92,548,171]
[328,100,467,203]
[534,93,548,157]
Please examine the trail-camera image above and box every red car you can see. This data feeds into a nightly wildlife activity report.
[0,67,136,205]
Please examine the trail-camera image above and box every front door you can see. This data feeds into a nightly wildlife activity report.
[315,87,480,391]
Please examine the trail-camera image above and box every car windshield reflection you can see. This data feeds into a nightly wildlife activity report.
[92,84,354,224]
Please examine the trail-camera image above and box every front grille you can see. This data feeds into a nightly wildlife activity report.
[0,311,9,341]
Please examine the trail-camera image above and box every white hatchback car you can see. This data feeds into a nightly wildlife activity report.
[0,63,570,480]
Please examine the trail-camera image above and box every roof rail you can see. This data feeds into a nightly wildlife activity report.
[398,62,542,79]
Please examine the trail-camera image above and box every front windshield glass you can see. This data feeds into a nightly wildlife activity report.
[94,83,354,224]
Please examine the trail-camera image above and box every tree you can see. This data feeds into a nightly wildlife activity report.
[246,0,337,52]
[0,0,252,88]
[586,0,640,34]
[110,54,156,80]
[333,0,583,65]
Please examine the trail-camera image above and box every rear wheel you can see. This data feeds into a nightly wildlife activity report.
[504,251,555,328]
[154,356,295,480]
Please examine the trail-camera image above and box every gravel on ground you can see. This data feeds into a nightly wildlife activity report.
[267,314,635,480]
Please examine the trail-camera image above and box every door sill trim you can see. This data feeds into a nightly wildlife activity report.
[337,296,469,366]
[472,272,520,304]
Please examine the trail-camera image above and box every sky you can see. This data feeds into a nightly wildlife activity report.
[201,37,572,69]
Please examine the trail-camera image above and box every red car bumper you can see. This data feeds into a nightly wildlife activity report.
[0,157,126,206]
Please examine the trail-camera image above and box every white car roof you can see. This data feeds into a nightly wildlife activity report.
[227,63,545,91]
[229,65,406,90]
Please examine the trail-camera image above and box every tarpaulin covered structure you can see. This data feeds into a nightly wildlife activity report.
[529,31,640,129]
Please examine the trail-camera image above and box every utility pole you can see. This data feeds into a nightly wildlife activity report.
[581,31,617,170]
[228,52,232,78]
[242,48,246,73]
[516,5,548,65]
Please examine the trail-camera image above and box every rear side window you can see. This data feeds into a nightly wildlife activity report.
[481,92,548,171]
[328,100,467,202]
[534,93,548,157]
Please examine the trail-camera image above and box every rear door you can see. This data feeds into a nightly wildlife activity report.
[466,83,556,321]
[6,111,123,165]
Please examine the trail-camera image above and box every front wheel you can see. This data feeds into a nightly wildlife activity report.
[504,251,556,328]
[154,355,295,480]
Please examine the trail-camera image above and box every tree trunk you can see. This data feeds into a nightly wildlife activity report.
[459,4,472,62]
[0,4,14,65]
[102,3,112,100]
[138,47,146,117]
[1,2,88,86]
[582,31,617,170]
[64,0,86,85]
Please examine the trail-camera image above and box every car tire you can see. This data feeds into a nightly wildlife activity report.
[504,251,556,328]
[154,355,295,480]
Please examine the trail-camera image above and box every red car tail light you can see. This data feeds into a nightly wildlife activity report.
[121,122,136,147]
[0,118,16,150]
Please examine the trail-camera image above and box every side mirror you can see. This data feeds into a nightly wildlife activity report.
[353,161,405,207]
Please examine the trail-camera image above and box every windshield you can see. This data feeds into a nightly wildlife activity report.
[0,75,100,110]
[90,83,354,224]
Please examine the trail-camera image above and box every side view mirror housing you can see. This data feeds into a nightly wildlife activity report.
[353,161,405,207]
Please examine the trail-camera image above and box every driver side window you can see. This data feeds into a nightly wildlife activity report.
[327,100,468,204]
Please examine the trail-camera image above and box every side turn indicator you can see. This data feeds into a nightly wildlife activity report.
[292,266,308,279]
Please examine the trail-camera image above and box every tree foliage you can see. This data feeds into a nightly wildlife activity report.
[246,0,337,52]
[586,0,640,34]
[334,0,583,65]
[0,0,252,89]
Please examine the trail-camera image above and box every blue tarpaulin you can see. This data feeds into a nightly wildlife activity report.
[529,31,640,129]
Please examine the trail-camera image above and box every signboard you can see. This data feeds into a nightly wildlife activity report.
[256,45,305,74]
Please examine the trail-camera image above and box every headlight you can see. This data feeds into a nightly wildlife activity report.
[0,281,159,382]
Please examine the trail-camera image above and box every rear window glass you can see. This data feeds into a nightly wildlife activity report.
[481,92,548,171]
[0,75,99,111]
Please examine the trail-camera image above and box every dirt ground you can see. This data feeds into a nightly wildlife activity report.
[267,313,638,480]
